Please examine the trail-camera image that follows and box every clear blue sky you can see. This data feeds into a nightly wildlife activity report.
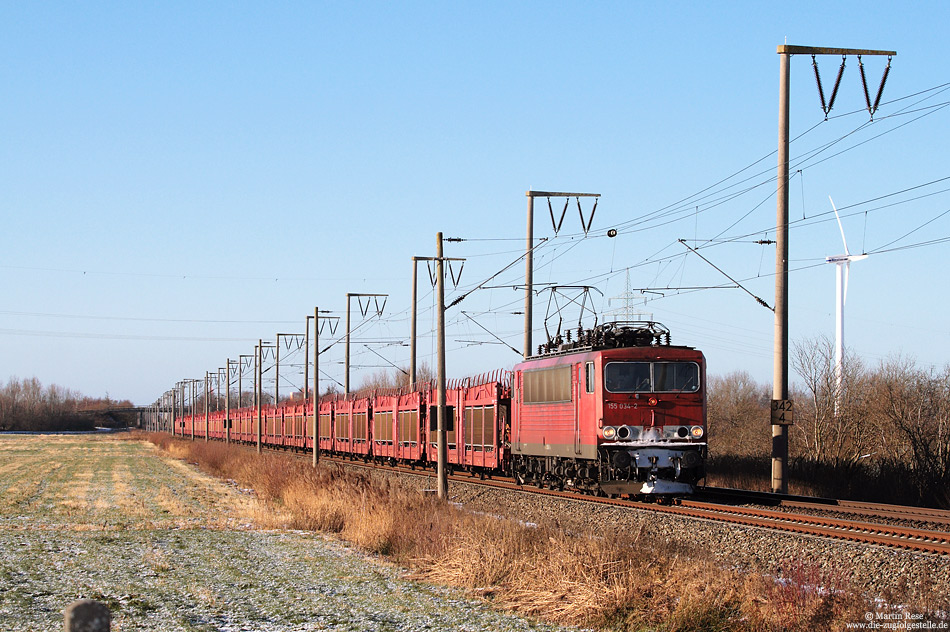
[2,1,948,405]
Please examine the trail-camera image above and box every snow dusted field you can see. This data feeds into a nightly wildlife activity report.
[0,435,579,631]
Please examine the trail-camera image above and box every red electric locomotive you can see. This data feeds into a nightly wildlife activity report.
[510,321,706,496]
[170,321,705,497]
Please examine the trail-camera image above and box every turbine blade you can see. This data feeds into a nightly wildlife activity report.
[829,195,851,256]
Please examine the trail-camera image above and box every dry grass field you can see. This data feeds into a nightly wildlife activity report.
[0,434,576,632]
[3,432,944,631]
[0,435,258,532]
[140,434,943,632]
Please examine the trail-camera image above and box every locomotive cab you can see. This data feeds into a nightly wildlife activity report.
[597,352,706,495]
[511,321,707,496]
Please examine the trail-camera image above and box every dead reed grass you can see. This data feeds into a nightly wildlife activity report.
[142,433,886,631]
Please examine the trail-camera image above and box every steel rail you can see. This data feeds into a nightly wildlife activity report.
[699,486,950,527]
[675,499,950,556]
[782,499,950,527]
[312,453,950,556]
[217,441,950,557]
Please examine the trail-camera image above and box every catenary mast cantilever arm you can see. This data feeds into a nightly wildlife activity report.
[777,45,896,56]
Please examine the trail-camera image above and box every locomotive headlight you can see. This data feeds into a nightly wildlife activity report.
[602,426,617,440]
[690,426,704,439]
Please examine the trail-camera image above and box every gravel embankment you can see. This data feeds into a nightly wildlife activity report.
[366,466,950,608]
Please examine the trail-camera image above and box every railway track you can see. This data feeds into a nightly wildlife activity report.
[697,486,950,527]
[672,499,950,556]
[310,452,950,557]
[229,441,950,557]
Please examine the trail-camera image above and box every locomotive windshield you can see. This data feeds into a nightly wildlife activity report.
[604,361,700,393]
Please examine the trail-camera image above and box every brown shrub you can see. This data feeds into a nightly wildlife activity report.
[145,435,877,631]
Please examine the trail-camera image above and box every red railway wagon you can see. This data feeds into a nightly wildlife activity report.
[461,373,510,471]
[262,405,278,446]
[372,390,399,461]
[280,403,309,449]
[180,413,193,438]
[220,410,231,440]
[332,397,350,453]
[511,322,706,495]
[272,405,297,448]
[394,388,426,463]
[214,408,243,442]
[184,413,209,439]
[426,373,510,472]
[317,398,334,453]
[191,413,207,440]
[209,410,225,440]
[333,394,372,457]
[371,387,428,464]
[199,412,212,438]
[302,402,315,451]
[350,396,372,457]
[231,407,251,443]
[273,406,290,448]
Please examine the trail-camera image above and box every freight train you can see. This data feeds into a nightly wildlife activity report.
[178,321,707,496]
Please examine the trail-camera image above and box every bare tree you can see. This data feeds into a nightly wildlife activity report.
[358,368,402,391]
[358,362,435,391]
[0,376,105,431]
[792,335,871,465]
[707,371,770,455]
[0,377,23,429]
[867,358,950,504]
[409,362,435,388]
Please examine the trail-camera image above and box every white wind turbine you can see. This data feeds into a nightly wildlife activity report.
[825,196,868,413]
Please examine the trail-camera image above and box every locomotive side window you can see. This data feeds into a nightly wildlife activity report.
[585,362,595,394]
[523,366,572,404]
[604,362,700,393]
